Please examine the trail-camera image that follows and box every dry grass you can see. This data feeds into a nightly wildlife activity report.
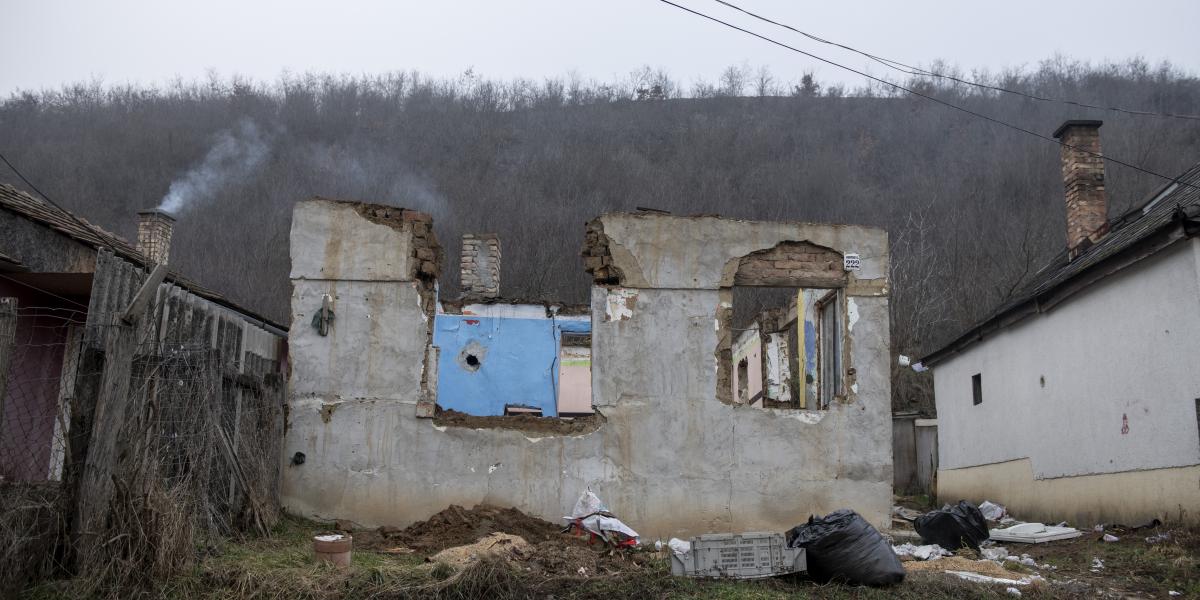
[0,483,65,596]
[18,515,1103,599]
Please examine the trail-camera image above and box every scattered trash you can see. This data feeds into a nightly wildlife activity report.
[1146,532,1172,544]
[981,546,1009,561]
[892,505,924,521]
[786,510,906,586]
[945,571,1035,586]
[1013,554,1038,568]
[1090,558,1104,572]
[671,532,805,579]
[564,489,639,547]
[1170,591,1182,597]
[1055,521,1068,527]
[667,538,691,556]
[978,500,1007,521]
[1102,533,1119,543]
[577,567,587,576]
[911,362,928,372]
[914,501,989,551]
[1006,586,1023,596]
[1093,524,1105,532]
[892,542,952,560]
[990,522,1082,544]
[898,354,911,367]
[313,533,353,567]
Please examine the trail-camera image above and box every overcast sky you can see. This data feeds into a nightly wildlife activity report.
[2,0,1198,95]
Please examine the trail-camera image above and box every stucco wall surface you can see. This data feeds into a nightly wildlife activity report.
[939,459,1200,525]
[933,240,1200,480]
[597,213,889,288]
[290,199,414,281]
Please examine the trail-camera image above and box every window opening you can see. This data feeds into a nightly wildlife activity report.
[972,373,983,405]
[817,290,842,408]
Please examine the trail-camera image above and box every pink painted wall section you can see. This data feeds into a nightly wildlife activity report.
[731,329,763,405]
[0,281,86,482]
[557,346,593,415]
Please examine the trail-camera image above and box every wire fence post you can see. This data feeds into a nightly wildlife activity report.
[0,298,16,447]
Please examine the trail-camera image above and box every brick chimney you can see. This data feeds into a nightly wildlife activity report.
[136,209,175,265]
[460,233,500,299]
[1053,120,1108,259]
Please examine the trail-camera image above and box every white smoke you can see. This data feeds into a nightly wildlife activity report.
[158,119,269,213]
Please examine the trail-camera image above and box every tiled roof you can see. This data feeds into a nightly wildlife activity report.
[0,184,284,330]
[923,161,1200,366]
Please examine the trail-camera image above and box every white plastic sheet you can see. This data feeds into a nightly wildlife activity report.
[892,542,951,560]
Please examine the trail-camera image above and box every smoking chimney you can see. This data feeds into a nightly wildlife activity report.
[1053,120,1108,259]
[460,233,501,299]
[136,209,175,265]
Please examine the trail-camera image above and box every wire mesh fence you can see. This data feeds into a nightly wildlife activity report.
[0,289,285,594]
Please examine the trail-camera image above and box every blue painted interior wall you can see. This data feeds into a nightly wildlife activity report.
[433,314,590,417]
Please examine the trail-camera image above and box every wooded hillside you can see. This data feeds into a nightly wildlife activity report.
[3,59,1199,410]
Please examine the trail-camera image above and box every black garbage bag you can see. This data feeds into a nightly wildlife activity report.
[785,510,905,586]
[913,500,989,551]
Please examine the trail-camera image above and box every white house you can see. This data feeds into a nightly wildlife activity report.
[922,120,1200,526]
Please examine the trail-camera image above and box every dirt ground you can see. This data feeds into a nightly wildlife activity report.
[355,503,654,577]
[23,501,1200,599]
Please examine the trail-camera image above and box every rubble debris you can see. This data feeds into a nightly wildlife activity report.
[904,555,1029,579]
[786,510,905,586]
[1006,586,1023,596]
[432,408,603,435]
[945,571,1037,586]
[1102,534,1119,543]
[990,522,1082,544]
[981,546,1009,561]
[914,501,989,551]
[892,505,923,521]
[429,532,530,568]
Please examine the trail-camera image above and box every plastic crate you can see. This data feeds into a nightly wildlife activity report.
[669,532,806,579]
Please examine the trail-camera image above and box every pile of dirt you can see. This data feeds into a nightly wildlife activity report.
[433,409,603,435]
[380,504,568,553]
[509,540,655,577]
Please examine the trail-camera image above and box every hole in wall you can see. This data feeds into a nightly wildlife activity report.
[456,340,487,372]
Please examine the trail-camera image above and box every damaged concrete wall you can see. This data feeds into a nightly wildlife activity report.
[283,207,892,535]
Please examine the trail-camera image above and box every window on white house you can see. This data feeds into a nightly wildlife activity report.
[972,373,983,405]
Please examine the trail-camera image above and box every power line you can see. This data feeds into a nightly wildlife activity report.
[0,150,128,259]
[711,0,1200,122]
[657,0,1198,192]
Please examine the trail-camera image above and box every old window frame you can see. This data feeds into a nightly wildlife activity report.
[816,290,843,408]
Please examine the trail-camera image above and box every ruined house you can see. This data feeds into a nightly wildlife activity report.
[0,185,288,571]
[283,197,893,535]
[921,121,1200,525]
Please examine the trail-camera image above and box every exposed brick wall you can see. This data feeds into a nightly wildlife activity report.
[461,233,501,299]
[1056,121,1108,258]
[136,209,174,265]
[733,241,846,288]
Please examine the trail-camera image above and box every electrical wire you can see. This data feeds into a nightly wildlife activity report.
[0,150,129,259]
[657,0,1198,192]
[711,0,1200,122]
